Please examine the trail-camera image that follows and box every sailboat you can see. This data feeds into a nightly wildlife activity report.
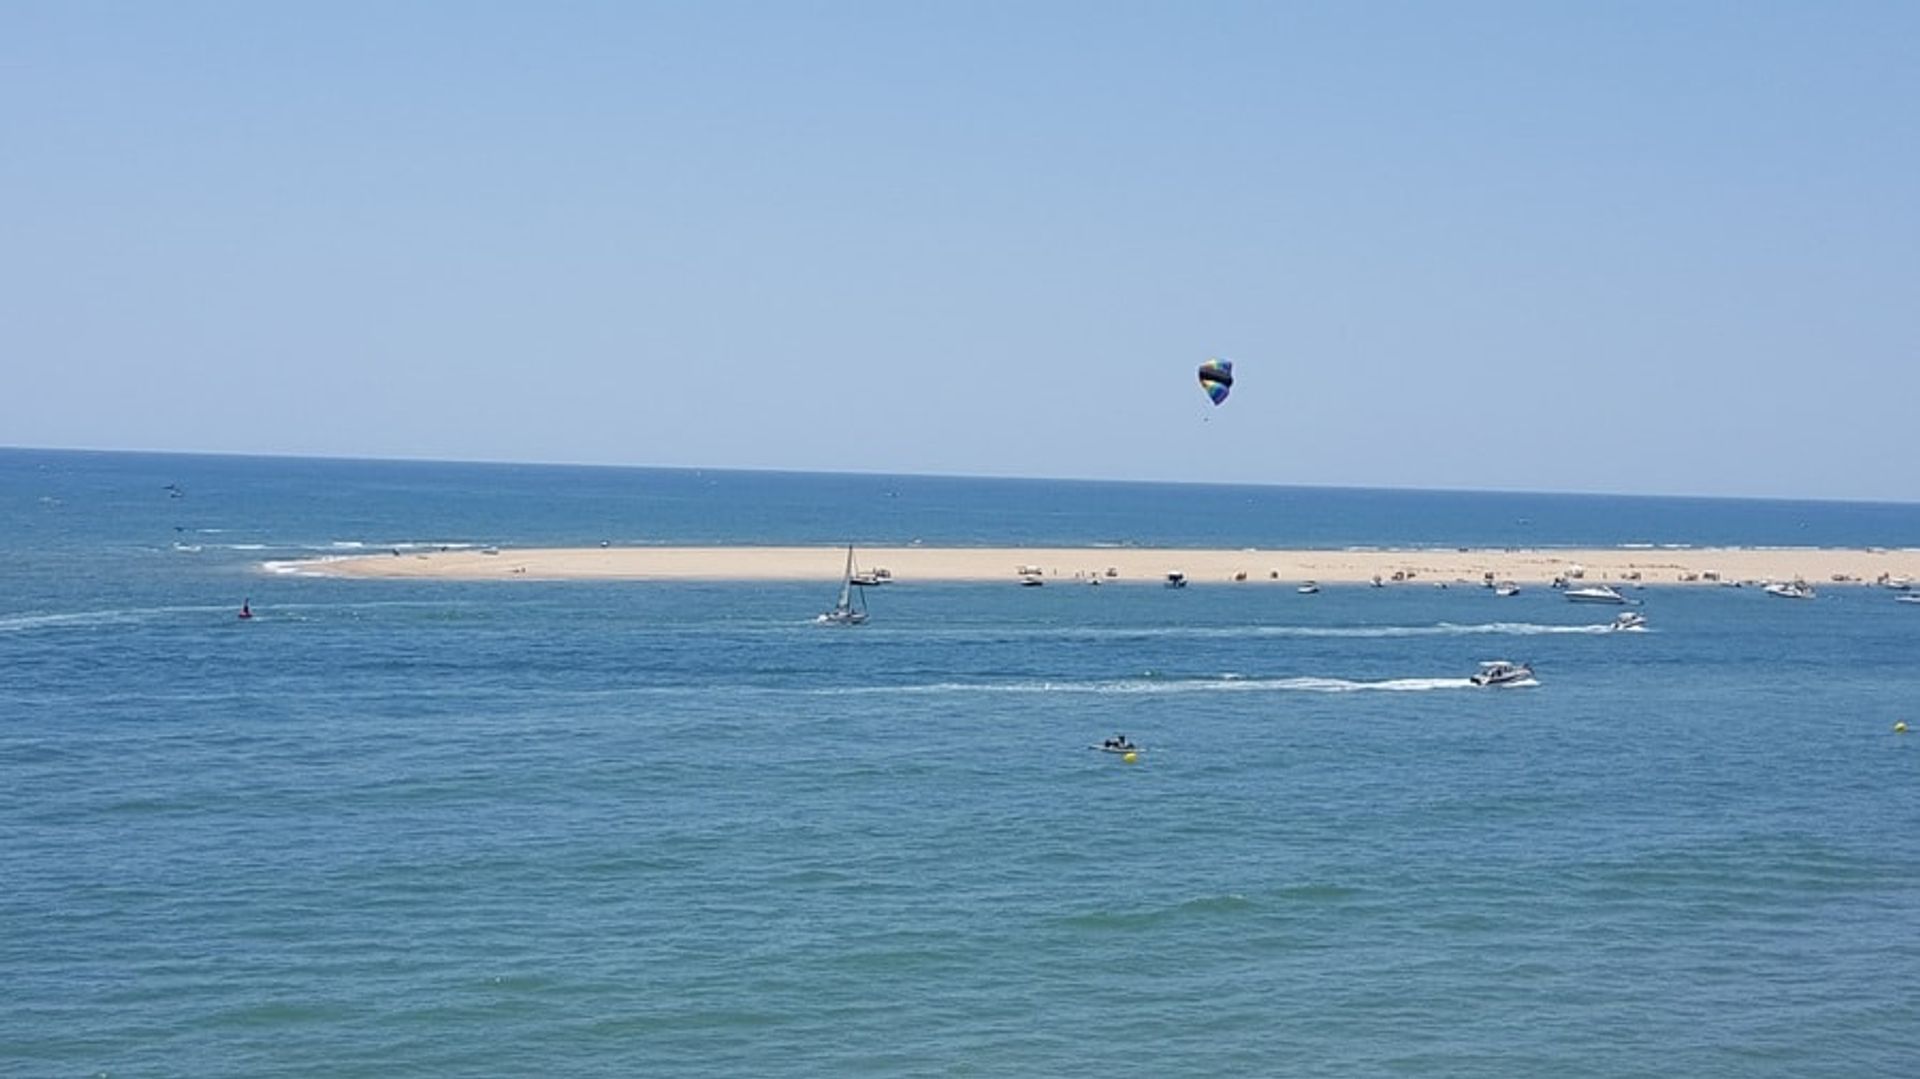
[817,546,870,625]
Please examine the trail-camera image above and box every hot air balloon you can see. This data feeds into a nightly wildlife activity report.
[1198,358,1233,406]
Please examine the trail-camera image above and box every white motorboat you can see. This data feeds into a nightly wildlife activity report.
[1564,585,1628,604]
[1018,573,1044,587]
[817,546,870,625]
[1609,611,1647,631]
[1494,582,1521,597]
[1470,660,1536,687]
[1297,581,1319,594]
[1763,581,1816,600]
[1898,594,1920,605]
[1165,571,1188,589]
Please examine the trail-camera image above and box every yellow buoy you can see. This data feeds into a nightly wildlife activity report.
[1897,721,1908,734]
[1122,751,1139,764]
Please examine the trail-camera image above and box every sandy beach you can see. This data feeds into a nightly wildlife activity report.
[272,545,1920,587]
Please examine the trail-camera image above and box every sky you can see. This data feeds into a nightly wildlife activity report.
[2,2,1915,500]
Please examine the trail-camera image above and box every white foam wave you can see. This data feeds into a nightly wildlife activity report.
[264,559,320,576]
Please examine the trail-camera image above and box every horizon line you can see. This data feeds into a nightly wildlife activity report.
[4,442,1916,509]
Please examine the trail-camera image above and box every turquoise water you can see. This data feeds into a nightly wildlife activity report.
[4,450,1920,1076]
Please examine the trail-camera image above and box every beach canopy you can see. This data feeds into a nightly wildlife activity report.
[1198,357,1234,406]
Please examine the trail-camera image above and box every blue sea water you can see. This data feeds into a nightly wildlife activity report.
[4,448,1919,1077]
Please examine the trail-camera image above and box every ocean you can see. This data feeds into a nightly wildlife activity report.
[4,448,1919,1076]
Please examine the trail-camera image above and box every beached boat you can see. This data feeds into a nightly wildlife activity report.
[817,546,869,625]
[1565,585,1628,604]
[1470,660,1535,687]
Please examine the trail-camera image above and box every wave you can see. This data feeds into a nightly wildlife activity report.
[262,558,337,576]
[209,540,484,554]
[1061,893,1256,932]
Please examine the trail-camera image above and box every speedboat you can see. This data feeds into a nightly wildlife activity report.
[1165,571,1188,589]
[1297,581,1319,594]
[1494,582,1521,597]
[1763,581,1815,600]
[1470,660,1535,687]
[1609,611,1647,631]
[1564,585,1628,604]
[1898,595,1920,605]
[1018,573,1044,587]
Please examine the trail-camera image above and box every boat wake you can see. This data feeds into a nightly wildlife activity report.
[823,675,1477,696]
[0,605,234,632]
[912,621,1629,642]
[1279,621,1619,639]
[0,600,477,633]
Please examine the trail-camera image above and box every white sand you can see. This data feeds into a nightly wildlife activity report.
[270,544,1920,587]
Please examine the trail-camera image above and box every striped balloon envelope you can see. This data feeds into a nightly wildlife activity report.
[1197,357,1233,406]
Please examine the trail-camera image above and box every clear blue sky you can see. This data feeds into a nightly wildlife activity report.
[3,2,1914,499]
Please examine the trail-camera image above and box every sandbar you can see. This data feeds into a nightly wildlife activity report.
[268,545,1920,587]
